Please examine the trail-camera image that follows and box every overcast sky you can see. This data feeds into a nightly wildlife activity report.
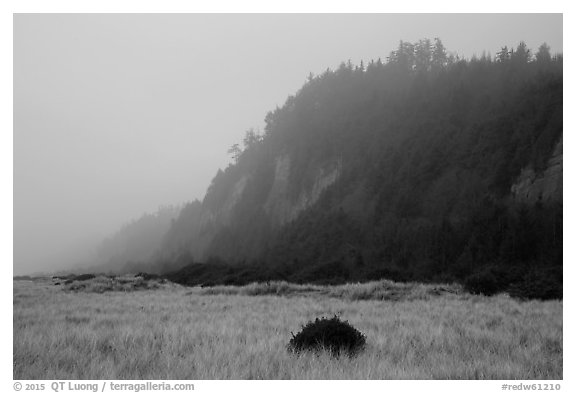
[13,13,562,275]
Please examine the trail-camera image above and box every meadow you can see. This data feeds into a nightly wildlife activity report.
[13,277,562,379]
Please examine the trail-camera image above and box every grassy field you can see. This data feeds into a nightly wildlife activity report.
[13,278,562,379]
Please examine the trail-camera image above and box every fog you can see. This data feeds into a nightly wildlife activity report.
[13,13,562,275]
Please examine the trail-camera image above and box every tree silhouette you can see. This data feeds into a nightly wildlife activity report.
[536,43,552,63]
[227,143,242,163]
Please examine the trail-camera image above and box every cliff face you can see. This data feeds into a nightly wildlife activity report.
[203,175,249,227]
[159,152,341,263]
[264,155,341,225]
[511,135,562,204]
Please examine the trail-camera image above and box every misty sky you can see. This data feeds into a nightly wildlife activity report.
[13,14,562,275]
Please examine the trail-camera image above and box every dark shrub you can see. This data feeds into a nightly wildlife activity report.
[54,274,76,280]
[464,266,505,296]
[287,316,366,357]
[74,274,96,281]
[509,267,562,300]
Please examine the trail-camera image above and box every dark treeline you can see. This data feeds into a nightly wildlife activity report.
[156,40,562,299]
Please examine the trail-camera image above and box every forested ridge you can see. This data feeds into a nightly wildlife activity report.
[100,39,563,298]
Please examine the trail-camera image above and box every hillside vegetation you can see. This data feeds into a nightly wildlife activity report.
[97,39,563,298]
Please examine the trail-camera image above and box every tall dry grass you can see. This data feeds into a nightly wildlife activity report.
[194,280,464,301]
[13,279,562,379]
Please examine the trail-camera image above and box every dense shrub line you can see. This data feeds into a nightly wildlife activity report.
[164,258,561,300]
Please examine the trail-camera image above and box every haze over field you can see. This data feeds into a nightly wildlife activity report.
[14,14,562,275]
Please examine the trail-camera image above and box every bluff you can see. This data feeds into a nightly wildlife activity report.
[148,41,563,291]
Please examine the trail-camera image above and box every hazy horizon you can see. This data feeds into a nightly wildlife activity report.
[14,13,563,275]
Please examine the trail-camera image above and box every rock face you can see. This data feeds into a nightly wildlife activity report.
[160,153,341,263]
[511,135,562,204]
[289,164,340,221]
[263,155,292,224]
[203,175,249,227]
[264,155,341,225]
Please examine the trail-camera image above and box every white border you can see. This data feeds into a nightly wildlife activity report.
[4,2,571,391]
